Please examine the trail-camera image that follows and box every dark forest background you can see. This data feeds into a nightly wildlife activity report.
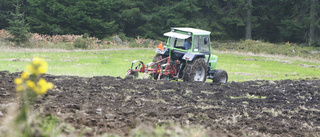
[0,0,319,46]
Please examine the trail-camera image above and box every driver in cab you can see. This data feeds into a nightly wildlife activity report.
[183,37,192,50]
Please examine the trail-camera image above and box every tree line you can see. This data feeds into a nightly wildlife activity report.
[0,0,319,46]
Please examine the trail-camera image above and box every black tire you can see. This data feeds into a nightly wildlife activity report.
[212,69,228,84]
[183,58,207,82]
[151,54,166,79]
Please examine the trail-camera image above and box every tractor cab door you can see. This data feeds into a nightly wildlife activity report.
[168,37,188,61]
[192,35,210,54]
[192,35,211,63]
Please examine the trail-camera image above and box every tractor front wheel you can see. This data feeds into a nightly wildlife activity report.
[183,58,207,82]
[212,69,228,84]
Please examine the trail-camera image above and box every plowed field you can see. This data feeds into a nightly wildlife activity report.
[1,71,320,136]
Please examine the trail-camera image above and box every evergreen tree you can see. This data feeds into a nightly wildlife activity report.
[26,0,118,39]
[7,0,30,46]
[309,0,319,46]
[253,0,295,42]
[0,0,14,30]
[0,0,316,45]
[245,0,252,40]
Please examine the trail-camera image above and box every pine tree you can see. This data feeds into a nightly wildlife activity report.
[309,0,318,46]
[245,0,252,40]
[0,0,14,30]
[7,0,30,46]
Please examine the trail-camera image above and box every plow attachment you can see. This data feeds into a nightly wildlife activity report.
[125,56,179,80]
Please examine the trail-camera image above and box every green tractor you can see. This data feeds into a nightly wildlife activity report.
[125,27,228,83]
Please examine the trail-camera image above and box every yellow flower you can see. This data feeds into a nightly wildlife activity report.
[38,78,46,86]
[15,57,52,95]
[15,85,24,92]
[26,64,36,74]
[40,86,47,94]
[38,61,48,74]
[14,78,23,85]
[26,80,35,88]
[33,87,41,95]
[21,71,29,79]
[27,57,49,75]
[47,82,54,90]
[35,78,50,95]
[32,57,43,65]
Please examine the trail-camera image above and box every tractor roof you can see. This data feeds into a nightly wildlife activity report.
[172,27,211,35]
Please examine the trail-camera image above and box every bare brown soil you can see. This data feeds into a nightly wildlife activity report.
[1,71,320,136]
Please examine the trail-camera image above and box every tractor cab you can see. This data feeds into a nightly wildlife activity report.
[158,28,216,68]
[164,27,211,53]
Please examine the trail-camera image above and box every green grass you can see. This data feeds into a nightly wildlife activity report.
[217,52,320,81]
[213,40,320,60]
[0,49,154,77]
[0,48,319,82]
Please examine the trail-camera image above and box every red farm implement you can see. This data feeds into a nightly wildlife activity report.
[125,55,181,80]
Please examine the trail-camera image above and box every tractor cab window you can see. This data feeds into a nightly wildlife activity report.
[169,37,175,47]
[176,39,185,47]
[169,37,186,49]
[200,36,210,53]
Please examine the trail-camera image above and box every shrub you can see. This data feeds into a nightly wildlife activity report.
[129,42,142,48]
[73,38,89,49]
[118,32,132,41]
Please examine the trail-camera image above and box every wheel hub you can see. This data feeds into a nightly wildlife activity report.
[194,66,205,81]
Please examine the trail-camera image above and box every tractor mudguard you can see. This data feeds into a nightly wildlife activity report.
[182,53,205,61]
[209,55,218,70]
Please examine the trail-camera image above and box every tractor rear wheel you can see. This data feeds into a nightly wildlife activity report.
[183,58,207,82]
[212,69,228,84]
